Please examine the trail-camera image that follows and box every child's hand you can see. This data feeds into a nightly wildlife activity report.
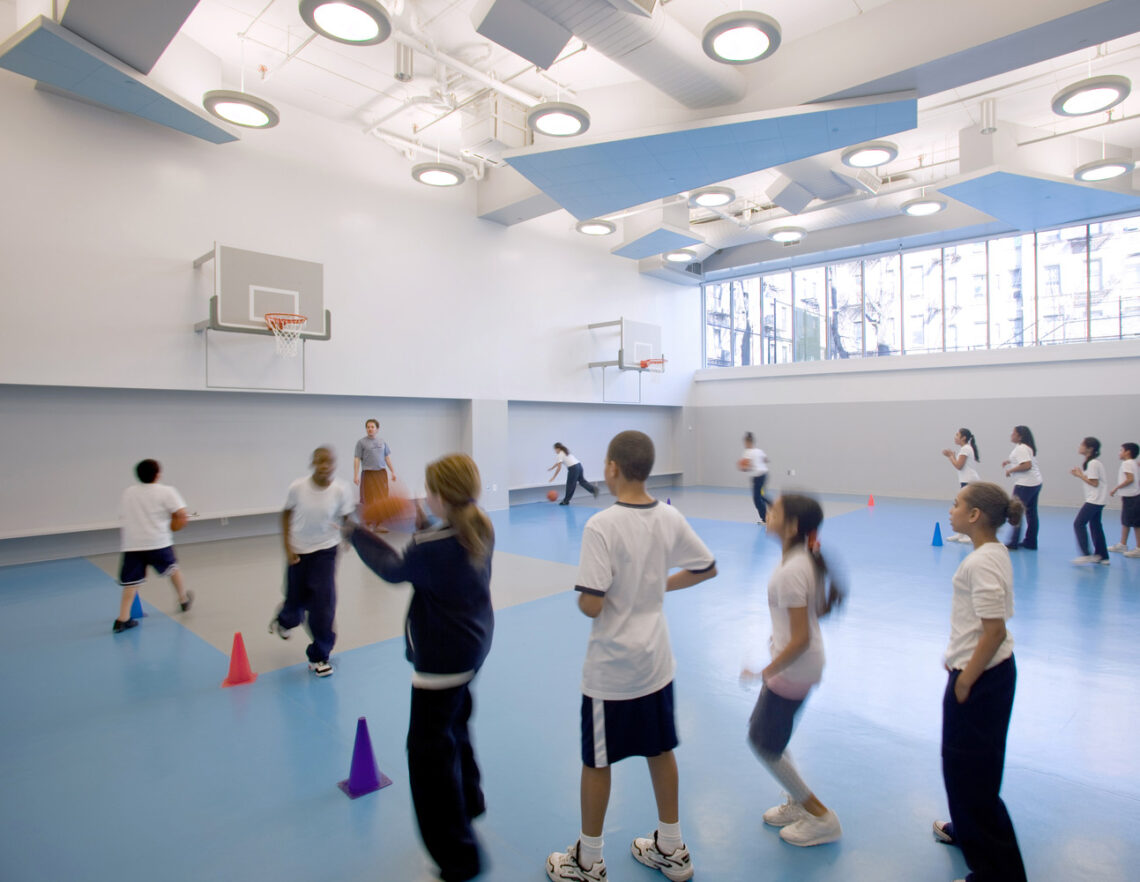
[941,448,951,457]
[953,677,972,704]
[1002,459,1011,467]
[739,668,762,687]
[1070,467,1083,479]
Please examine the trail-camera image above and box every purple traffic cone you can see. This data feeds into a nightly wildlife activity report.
[338,716,392,798]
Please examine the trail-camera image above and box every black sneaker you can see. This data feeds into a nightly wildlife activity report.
[179,591,194,613]
[559,501,570,506]
[112,618,139,633]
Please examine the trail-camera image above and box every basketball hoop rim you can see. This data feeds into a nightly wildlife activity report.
[264,312,308,330]
[639,357,667,369]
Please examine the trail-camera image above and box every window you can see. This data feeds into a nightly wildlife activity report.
[732,278,762,366]
[863,254,901,355]
[827,260,863,358]
[988,235,1035,347]
[943,242,988,351]
[1036,225,1088,344]
[793,267,826,360]
[1090,217,1140,340]
[703,278,760,366]
[902,247,943,353]
[761,272,793,364]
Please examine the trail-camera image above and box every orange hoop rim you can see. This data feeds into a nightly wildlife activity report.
[639,357,667,369]
[264,312,308,330]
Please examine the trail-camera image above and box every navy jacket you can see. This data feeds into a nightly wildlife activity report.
[351,525,494,675]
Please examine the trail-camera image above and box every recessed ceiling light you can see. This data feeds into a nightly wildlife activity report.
[299,0,392,45]
[526,102,590,137]
[901,197,947,216]
[411,162,465,187]
[1073,157,1134,182]
[575,219,616,236]
[701,11,781,64]
[1051,75,1131,116]
[664,249,696,263]
[202,90,280,128]
[841,141,898,168]
[768,227,805,244]
[689,186,735,208]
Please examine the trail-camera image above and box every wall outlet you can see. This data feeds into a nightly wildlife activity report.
[220,516,229,526]
[492,483,497,492]
[786,469,796,476]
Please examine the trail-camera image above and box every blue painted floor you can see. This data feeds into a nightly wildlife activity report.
[1,490,1138,881]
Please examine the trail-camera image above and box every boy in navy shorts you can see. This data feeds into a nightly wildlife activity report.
[547,431,717,882]
[114,459,192,633]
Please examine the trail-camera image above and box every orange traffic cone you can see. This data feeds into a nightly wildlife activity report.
[867,494,875,507]
[222,632,258,687]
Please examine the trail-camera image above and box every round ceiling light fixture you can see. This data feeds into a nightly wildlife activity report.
[841,140,898,168]
[411,162,466,187]
[663,249,697,263]
[768,226,805,244]
[575,219,616,236]
[689,186,735,208]
[901,197,947,217]
[299,0,392,45]
[701,11,781,64]
[526,102,591,137]
[1073,157,1134,182]
[202,90,280,128]
[1051,75,1131,117]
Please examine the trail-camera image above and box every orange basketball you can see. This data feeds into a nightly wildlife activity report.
[362,495,414,526]
[547,489,559,502]
[738,457,751,471]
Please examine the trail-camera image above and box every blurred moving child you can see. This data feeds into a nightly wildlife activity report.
[1070,436,1109,565]
[1107,442,1140,557]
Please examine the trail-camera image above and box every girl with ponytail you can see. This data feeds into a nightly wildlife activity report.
[741,493,845,848]
[348,453,494,882]
[1070,436,1109,565]
[933,481,1027,881]
[942,428,981,542]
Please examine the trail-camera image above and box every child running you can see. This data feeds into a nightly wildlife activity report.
[741,493,845,847]
[547,430,717,882]
[1070,436,1110,566]
[1107,442,1140,558]
[349,454,494,882]
[933,481,1027,882]
[114,458,192,632]
[739,431,770,525]
[941,428,980,543]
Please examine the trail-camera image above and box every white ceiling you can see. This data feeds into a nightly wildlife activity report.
[4,0,1140,273]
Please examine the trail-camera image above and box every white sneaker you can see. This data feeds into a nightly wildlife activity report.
[308,659,333,677]
[1107,543,1127,553]
[1098,557,1110,566]
[546,842,606,881]
[763,795,811,827]
[778,809,842,846]
[1072,555,1099,564]
[630,832,693,881]
[1125,548,1140,559]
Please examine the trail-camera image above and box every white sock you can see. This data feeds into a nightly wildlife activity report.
[656,820,682,854]
[577,832,604,869]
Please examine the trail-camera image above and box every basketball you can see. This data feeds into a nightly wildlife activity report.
[362,495,414,526]
[738,457,751,471]
[547,489,559,502]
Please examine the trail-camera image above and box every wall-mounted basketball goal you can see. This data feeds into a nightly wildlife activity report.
[588,318,665,403]
[193,244,331,391]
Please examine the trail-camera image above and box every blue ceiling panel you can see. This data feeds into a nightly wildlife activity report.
[612,228,702,260]
[0,16,237,144]
[941,172,1140,232]
[506,97,917,220]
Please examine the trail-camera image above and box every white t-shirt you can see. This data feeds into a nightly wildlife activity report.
[1081,459,1109,506]
[120,483,187,552]
[741,447,768,476]
[953,444,980,484]
[765,546,825,700]
[557,450,580,468]
[284,476,355,554]
[576,501,715,701]
[1118,459,1140,497]
[944,542,1015,671]
[1008,443,1042,487]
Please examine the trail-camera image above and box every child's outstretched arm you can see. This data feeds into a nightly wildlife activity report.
[349,524,414,584]
[666,564,718,592]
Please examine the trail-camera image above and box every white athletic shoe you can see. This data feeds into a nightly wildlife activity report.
[1107,543,1127,553]
[778,809,842,847]
[1072,555,1099,564]
[546,842,606,881]
[630,832,693,881]
[308,659,333,677]
[1124,548,1140,559]
[763,795,811,827]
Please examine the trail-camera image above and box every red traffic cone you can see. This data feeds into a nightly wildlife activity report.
[338,716,393,799]
[222,632,258,687]
[867,494,875,507]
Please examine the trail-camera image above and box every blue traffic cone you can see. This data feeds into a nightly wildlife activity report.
[129,592,147,619]
[932,523,943,547]
[338,717,392,799]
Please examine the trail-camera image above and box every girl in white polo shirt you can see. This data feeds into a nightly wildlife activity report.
[1108,442,1140,557]
[1001,426,1042,550]
[934,481,1027,882]
[1070,436,1110,565]
[941,428,981,542]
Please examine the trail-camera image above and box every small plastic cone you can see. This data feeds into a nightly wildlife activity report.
[129,592,146,619]
[222,632,257,687]
[868,494,875,506]
[932,523,943,546]
[338,717,392,798]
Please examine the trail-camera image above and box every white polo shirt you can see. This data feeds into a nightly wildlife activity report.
[575,501,715,701]
[741,447,768,476]
[1081,459,1109,506]
[766,546,825,700]
[1008,443,1042,487]
[944,542,1015,672]
[1118,459,1140,497]
[558,450,581,468]
[285,476,355,554]
[955,444,980,483]
[120,483,186,552]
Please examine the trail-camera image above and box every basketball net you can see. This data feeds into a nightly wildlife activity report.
[264,313,307,357]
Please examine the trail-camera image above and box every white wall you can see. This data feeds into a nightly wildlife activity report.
[0,75,701,404]
[689,341,1140,506]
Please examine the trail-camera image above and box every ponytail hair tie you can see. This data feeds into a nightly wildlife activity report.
[807,529,820,553]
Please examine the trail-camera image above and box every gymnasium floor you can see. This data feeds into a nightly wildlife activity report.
[2,488,1137,882]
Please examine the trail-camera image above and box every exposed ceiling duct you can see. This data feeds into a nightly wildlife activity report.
[473,0,747,109]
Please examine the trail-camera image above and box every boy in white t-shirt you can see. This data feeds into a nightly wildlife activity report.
[1108,442,1140,557]
[547,431,717,882]
[739,431,770,524]
[114,459,192,633]
[270,446,355,677]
